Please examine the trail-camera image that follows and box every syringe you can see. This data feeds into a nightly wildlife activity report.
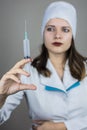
[23,20,30,59]
[23,20,30,74]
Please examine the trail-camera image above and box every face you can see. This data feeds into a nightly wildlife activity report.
[43,18,72,57]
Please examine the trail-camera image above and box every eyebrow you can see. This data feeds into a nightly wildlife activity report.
[46,25,71,29]
[46,25,55,28]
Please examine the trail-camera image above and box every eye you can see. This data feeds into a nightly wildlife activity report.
[46,26,55,32]
[62,27,70,33]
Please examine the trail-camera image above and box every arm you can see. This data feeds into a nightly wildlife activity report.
[0,91,24,125]
[0,59,36,124]
[33,116,87,130]
[0,94,7,108]
[32,120,67,130]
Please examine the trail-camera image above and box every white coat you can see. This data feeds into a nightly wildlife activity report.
[0,59,87,130]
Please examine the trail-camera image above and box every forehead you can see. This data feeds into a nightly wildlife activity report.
[46,18,71,27]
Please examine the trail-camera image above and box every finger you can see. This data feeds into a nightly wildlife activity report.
[7,68,30,77]
[33,120,45,125]
[7,83,37,94]
[13,59,32,69]
[1,74,21,83]
[19,83,37,91]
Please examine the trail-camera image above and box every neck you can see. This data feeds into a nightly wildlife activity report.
[49,53,66,69]
[49,53,66,80]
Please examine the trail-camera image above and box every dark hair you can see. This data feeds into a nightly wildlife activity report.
[31,38,87,81]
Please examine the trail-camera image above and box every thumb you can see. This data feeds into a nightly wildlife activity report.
[19,83,37,91]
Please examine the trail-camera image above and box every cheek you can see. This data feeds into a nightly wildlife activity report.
[64,36,72,49]
[44,33,51,44]
[65,33,72,39]
[65,35,72,44]
[67,42,72,49]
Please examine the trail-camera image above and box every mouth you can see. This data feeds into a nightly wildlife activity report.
[52,42,63,46]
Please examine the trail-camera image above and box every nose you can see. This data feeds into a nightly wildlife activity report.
[54,30,62,39]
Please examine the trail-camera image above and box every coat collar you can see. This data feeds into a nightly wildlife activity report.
[40,59,78,92]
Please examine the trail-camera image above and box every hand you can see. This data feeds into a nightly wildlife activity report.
[0,59,36,96]
[32,120,67,130]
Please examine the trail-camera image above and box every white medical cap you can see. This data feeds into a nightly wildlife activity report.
[41,1,77,39]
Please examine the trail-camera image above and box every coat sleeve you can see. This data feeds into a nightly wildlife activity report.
[0,91,24,125]
[0,66,30,125]
[64,115,87,130]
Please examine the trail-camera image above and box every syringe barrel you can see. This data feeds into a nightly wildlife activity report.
[23,39,30,59]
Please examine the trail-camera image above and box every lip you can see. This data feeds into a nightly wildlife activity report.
[52,42,63,46]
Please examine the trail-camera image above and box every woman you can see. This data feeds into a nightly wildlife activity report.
[0,1,87,130]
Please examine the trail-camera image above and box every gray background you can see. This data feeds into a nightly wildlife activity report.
[0,0,87,130]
